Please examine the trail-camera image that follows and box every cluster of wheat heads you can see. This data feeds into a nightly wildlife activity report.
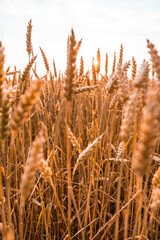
[0,19,160,240]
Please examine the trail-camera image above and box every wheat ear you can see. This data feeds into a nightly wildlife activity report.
[74,85,99,94]
[64,29,79,101]
[132,90,158,176]
[133,60,149,88]
[97,48,101,74]
[122,61,130,72]
[118,44,123,66]
[112,52,116,74]
[147,39,160,86]
[19,131,44,240]
[39,47,50,72]
[92,57,97,84]
[105,53,108,77]
[39,158,52,182]
[151,167,160,212]
[67,125,80,152]
[11,79,42,132]
[38,158,68,230]
[120,92,137,143]
[0,89,11,140]
[53,59,57,78]
[73,133,104,175]
[20,131,44,206]
[26,19,32,58]
[0,42,5,109]
[79,56,84,77]
[132,57,137,81]
[21,55,37,93]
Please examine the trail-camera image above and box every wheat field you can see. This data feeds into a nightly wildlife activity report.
[0,19,160,240]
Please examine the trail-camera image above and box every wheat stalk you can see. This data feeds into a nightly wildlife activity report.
[74,85,99,94]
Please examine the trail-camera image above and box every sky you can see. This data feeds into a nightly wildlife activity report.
[0,0,160,76]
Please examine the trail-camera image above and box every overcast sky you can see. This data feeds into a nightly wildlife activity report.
[0,0,160,75]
